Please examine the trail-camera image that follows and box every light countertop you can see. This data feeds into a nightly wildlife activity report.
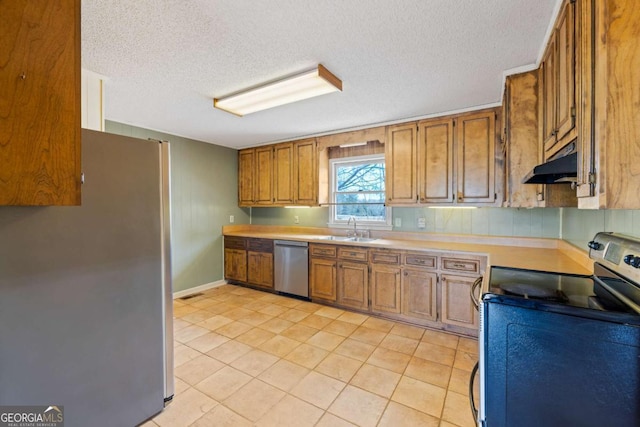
[223,225,592,276]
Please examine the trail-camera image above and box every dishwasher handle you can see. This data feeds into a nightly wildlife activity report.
[274,240,309,248]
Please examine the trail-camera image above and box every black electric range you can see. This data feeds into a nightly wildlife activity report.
[474,232,640,427]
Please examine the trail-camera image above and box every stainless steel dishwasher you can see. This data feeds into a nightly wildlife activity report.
[274,240,309,298]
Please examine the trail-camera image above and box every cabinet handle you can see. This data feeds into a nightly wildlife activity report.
[404,271,408,276]
[453,263,467,268]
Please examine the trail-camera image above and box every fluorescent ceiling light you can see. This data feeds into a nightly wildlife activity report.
[338,141,367,148]
[214,64,342,116]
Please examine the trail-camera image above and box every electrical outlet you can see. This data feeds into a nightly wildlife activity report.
[294,215,299,224]
[394,217,402,227]
[229,215,234,223]
[417,217,426,229]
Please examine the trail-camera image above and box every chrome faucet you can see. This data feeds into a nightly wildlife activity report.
[347,216,357,237]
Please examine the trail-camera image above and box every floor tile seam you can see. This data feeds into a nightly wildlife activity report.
[221,377,289,423]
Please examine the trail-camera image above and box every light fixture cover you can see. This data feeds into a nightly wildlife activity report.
[214,64,342,116]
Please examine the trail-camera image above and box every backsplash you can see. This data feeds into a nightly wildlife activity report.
[562,208,640,251]
[251,207,561,239]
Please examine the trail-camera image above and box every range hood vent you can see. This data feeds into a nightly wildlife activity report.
[522,143,577,184]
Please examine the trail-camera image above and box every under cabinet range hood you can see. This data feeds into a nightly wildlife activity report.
[522,142,578,184]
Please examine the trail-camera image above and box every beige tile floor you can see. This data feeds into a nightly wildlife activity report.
[143,284,479,427]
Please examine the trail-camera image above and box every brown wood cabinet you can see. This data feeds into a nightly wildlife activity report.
[456,110,497,203]
[246,239,273,289]
[401,268,437,322]
[576,0,640,209]
[254,146,274,205]
[417,118,454,204]
[503,70,577,208]
[224,248,247,283]
[385,123,418,204]
[238,149,255,206]
[540,0,577,160]
[441,274,478,329]
[1,0,81,205]
[224,237,273,288]
[238,139,318,207]
[293,139,317,205]
[309,244,337,302]
[273,143,294,205]
[370,264,401,314]
[337,261,369,310]
[386,108,501,206]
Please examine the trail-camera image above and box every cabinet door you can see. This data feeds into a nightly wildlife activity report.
[310,258,337,301]
[238,149,255,206]
[441,274,478,329]
[273,142,294,205]
[293,139,317,205]
[417,118,454,203]
[224,248,247,282]
[402,269,437,322]
[385,123,417,204]
[370,265,401,314]
[456,111,496,203]
[541,33,558,156]
[0,0,81,206]
[337,261,369,310]
[247,251,273,289]
[555,0,576,143]
[254,146,274,205]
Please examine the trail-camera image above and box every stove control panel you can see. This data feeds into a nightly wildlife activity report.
[590,233,640,283]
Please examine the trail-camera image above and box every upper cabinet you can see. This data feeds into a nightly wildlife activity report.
[417,118,454,204]
[576,0,640,209]
[386,108,502,207]
[503,70,576,208]
[456,111,497,203]
[238,139,317,207]
[385,123,418,204]
[540,0,577,160]
[0,0,81,206]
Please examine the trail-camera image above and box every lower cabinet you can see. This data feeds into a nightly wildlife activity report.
[401,268,438,322]
[310,257,337,302]
[337,261,369,310]
[224,248,247,283]
[247,251,273,289]
[224,237,272,289]
[370,264,402,314]
[441,274,479,329]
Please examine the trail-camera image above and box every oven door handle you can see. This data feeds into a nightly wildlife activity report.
[469,361,479,421]
[470,276,482,310]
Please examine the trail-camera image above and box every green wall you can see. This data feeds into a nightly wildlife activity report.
[106,121,250,293]
[561,208,640,250]
[252,207,561,239]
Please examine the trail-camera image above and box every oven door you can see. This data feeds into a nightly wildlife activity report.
[479,294,640,427]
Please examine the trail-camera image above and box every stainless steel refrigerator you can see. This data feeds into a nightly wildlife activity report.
[0,129,174,426]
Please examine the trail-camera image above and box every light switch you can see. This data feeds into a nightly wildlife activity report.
[417,217,426,229]
[394,218,402,227]
[294,215,299,224]
[229,215,234,223]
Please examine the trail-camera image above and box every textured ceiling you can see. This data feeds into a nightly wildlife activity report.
[82,0,558,149]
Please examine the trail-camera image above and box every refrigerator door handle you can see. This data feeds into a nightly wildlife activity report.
[469,361,479,423]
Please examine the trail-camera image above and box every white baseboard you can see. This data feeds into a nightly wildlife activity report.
[173,279,227,299]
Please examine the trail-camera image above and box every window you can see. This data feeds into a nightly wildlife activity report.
[329,154,391,229]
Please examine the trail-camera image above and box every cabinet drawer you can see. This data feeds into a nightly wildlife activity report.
[224,236,246,250]
[404,253,437,269]
[370,250,401,265]
[247,238,273,253]
[337,247,368,262]
[441,257,480,274]
[310,244,337,258]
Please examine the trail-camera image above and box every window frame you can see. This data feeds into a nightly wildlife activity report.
[327,154,392,230]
